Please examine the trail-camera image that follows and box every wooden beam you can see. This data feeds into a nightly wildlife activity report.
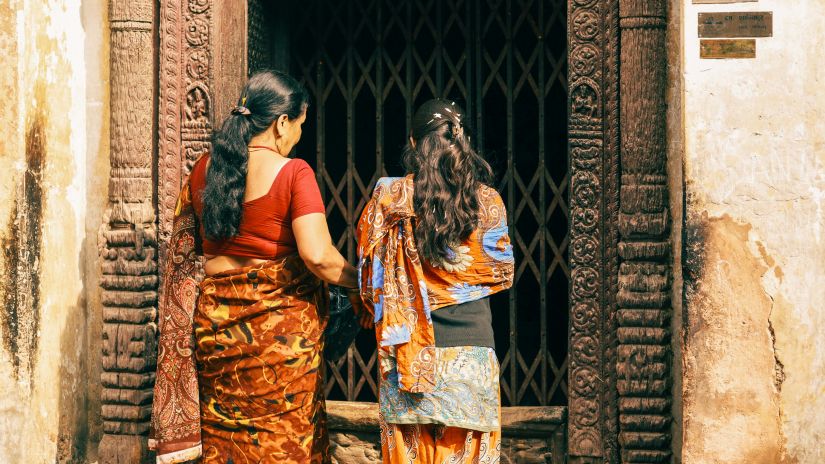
[212,1,249,126]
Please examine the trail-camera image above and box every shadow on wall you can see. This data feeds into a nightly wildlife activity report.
[681,201,787,464]
[56,292,90,463]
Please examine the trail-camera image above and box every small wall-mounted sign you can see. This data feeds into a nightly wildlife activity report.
[699,12,773,38]
[700,39,756,59]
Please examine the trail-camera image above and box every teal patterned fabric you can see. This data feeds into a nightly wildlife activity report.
[379,346,500,432]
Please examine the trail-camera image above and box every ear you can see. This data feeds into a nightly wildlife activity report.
[274,114,290,137]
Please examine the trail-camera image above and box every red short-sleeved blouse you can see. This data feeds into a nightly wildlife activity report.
[189,155,326,259]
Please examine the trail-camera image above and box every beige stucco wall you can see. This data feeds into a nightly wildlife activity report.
[0,0,108,462]
[679,0,825,463]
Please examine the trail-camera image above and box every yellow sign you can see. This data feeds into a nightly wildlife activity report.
[700,39,756,59]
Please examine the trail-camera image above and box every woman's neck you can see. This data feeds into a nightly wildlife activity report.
[247,131,280,154]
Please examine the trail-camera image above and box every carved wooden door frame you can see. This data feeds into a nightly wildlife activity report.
[566,1,672,462]
[97,0,672,462]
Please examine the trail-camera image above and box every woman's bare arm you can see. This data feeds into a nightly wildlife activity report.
[293,212,359,288]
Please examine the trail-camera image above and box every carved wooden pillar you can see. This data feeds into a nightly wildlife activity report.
[617,1,671,463]
[99,1,158,462]
[567,0,619,461]
[569,0,672,462]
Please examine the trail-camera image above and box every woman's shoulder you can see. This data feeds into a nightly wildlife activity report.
[288,156,311,168]
[376,175,409,187]
[476,183,504,204]
[368,176,414,216]
[374,176,412,195]
[282,157,316,180]
[188,153,210,186]
[474,183,507,229]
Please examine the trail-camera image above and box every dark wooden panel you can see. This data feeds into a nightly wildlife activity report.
[213,1,249,125]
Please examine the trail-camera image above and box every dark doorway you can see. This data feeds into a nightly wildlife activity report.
[249,0,569,407]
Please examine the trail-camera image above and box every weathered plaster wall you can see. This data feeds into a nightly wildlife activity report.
[0,1,108,462]
[667,1,685,463]
[680,1,825,463]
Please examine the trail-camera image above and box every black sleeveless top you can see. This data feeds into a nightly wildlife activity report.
[431,297,494,349]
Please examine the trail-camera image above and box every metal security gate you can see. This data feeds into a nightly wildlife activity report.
[249,0,569,407]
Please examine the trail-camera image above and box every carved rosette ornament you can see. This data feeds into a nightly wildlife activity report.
[568,0,609,461]
[99,1,158,461]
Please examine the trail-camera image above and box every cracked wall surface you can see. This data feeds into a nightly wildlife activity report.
[679,0,825,462]
[0,1,109,462]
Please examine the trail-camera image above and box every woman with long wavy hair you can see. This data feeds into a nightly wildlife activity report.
[149,70,361,464]
[357,99,515,463]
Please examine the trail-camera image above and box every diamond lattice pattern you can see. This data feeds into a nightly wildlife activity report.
[285,0,568,406]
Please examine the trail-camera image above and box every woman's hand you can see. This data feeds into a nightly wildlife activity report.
[347,290,374,329]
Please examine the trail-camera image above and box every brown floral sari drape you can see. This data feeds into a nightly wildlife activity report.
[150,180,330,464]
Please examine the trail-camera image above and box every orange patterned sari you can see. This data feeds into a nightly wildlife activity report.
[196,258,329,463]
[358,176,513,463]
[150,180,330,463]
[356,175,514,394]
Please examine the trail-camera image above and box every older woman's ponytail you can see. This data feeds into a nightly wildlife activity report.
[201,70,308,240]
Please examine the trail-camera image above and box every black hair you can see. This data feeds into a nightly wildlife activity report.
[402,99,494,264]
[201,70,309,240]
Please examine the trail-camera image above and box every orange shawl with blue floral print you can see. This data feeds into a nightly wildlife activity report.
[357,176,514,394]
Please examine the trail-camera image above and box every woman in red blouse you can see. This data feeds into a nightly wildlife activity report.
[150,70,358,464]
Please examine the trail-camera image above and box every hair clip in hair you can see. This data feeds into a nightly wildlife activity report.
[231,105,252,116]
[450,122,463,140]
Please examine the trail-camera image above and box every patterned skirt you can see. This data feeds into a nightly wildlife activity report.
[379,346,502,463]
[380,420,501,464]
[193,256,330,463]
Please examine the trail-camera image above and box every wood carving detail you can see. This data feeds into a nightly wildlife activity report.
[181,3,213,178]
[159,0,213,269]
[100,0,157,461]
[567,2,605,460]
[616,0,671,463]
